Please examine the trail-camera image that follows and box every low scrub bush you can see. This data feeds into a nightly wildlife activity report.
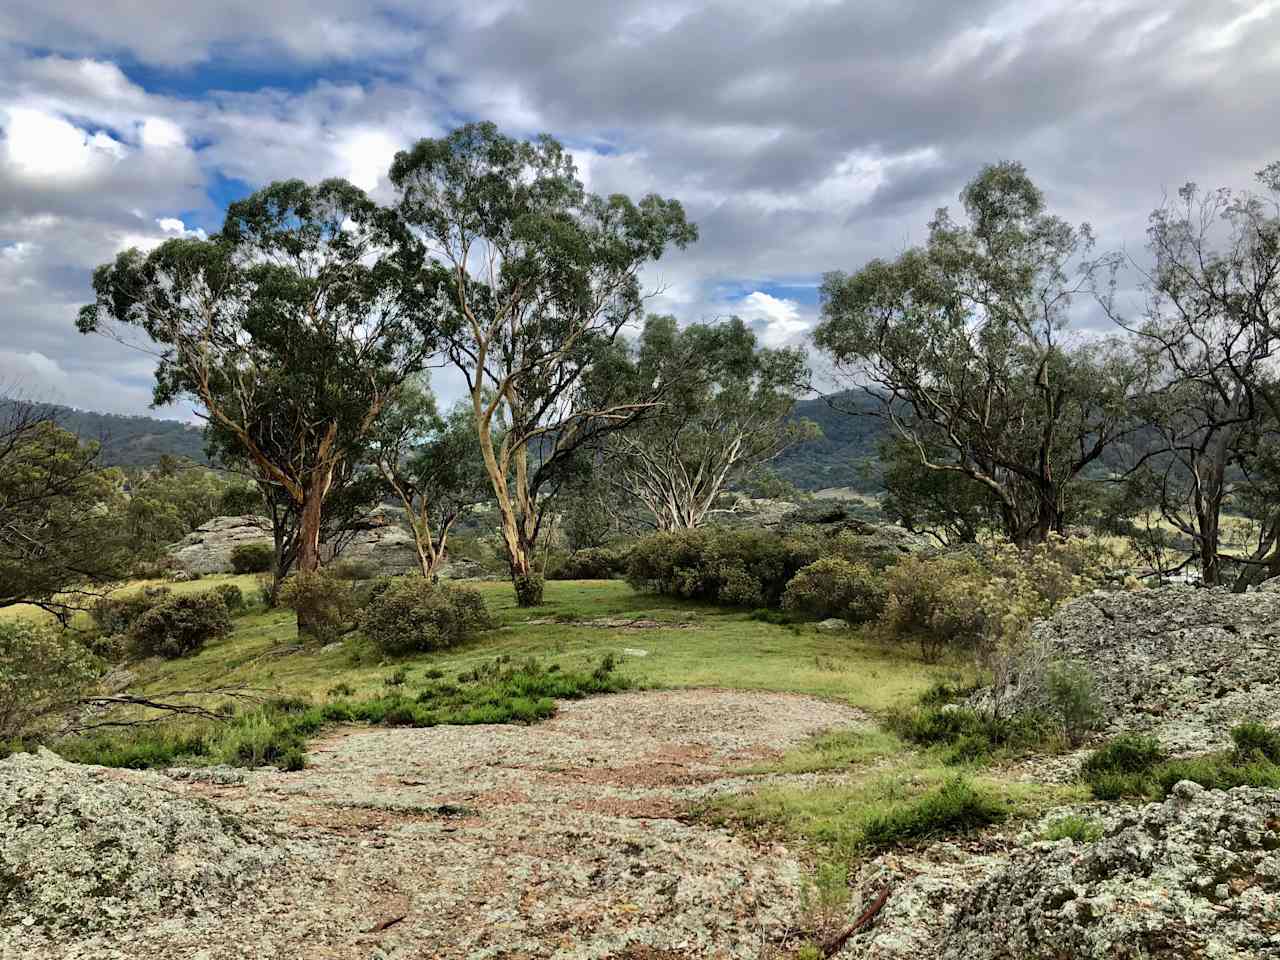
[360,577,495,656]
[1043,660,1102,747]
[887,702,1057,765]
[550,548,627,580]
[782,557,886,623]
[626,528,816,607]
[127,593,233,659]
[280,569,356,642]
[230,541,275,574]
[1231,721,1280,763]
[90,586,172,637]
[0,621,101,740]
[861,777,1005,850]
[212,583,244,612]
[327,558,377,581]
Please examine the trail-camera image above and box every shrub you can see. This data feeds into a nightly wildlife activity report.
[0,621,101,739]
[90,586,172,637]
[279,569,356,642]
[212,583,244,612]
[327,558,377,581]
[626,528,815,607]
[513,573,545,607]
[360,577,496,656]
[861,777,1005,850]
[1231,721,1280,763]
[1042,814,1103,843]
[230,542,274,574]
[1044,660,1102,747]
[551,548,625,580]
[887,703,1056,765]
[782,558,886,623]
[1081,733,1166,798]
[127,593,232,659]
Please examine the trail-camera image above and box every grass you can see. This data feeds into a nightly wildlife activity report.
[705,758,1085,859]
[32,654,633,771]
[1081,727,1280,800]
[1041,814,1104,843]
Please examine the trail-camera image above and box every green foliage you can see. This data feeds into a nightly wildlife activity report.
[1231,721,1280,763]
[550,548,627,580]
[1079,726,1280,800]
[279,570,356,643]
[886,702,1057,766]
[781,557,886,623]
[625,527,815,607]
[1041,814,1103,843]
[1044,660,1102,746]
[814,161,1146,544]
[230,542,275,574]
[127,593,233,659]
[326,558,377,582]
[90,586,173,637]
[122,465,236,561]
[0,621,101,739]
[513,573,545,607]
[860,777,1005,851]
[879,537,1127,661]
[212,583,244,612]
[0,415,131,612]
[612,314,816,530]
[360,577,496,656]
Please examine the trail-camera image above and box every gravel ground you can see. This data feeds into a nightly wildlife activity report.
[9,690,866,960]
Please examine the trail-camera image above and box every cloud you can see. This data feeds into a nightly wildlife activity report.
[0,0,1278,416]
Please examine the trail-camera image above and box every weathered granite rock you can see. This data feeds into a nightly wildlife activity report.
[846,786,1280,959]
[940,783,1280,959]
[0,749,282,932]
[166,515,272,574]
[992,585,1280,753]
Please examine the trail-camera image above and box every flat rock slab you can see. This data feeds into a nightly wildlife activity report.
[13,690,866,960]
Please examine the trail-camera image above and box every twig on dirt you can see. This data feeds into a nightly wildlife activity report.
[67,687,271,733]
[821,886,890,957]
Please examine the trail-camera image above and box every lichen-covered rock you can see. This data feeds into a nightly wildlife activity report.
[995,586,1280,752]
[0,749,282,933]
[939,783,1280,959]
[846,786,1280,959]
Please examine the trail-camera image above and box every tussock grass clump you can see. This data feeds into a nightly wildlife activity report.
[860,777,1006,850]
[1041,814,1103,843]
[886,697,1058,766]
[1082,726,1280,800]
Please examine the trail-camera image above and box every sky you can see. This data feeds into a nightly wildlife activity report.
[1,0,1278,419]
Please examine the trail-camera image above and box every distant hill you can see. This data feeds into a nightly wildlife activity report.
[772,391,888,492]
[2,400,209,467]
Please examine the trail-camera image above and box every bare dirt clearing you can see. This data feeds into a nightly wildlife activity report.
[10,690,867,960]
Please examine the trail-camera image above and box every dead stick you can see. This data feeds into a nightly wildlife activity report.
[822,886,890,958]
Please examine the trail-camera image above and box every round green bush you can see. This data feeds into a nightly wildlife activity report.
[781,557,886,623]
[279,569,356,642]
[212,583,244,611]
[127,594,232,659]
[360,577,496,656]
[90,587,173,637]
[230,542,275,574]
[550,548,625,580]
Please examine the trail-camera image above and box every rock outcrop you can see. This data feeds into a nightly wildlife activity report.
[847,784,1280,959]
[0,749,283,933]
[166,514,272,574]
[943,782,1280,959]
[993,584,1280,753]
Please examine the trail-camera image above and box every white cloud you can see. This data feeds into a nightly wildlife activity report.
[2,107,128,181]
[734,291,812,347]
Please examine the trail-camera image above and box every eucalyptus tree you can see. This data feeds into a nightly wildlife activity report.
[814,162,1148,545]
[371,378,492,578]
[78,180,438,628]
[1091,163,1280,587]
[390,122,697,605]
[610,315,816,530]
